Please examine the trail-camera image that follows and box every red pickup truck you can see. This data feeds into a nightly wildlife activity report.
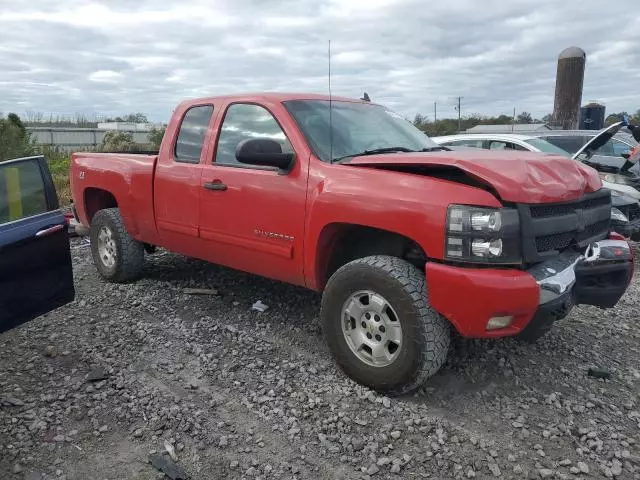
[70,93,633,395]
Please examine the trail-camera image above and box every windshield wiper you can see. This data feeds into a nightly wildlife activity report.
[421,146,449,152]
[332,146,416,163]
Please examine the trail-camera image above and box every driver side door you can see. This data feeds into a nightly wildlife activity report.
[198,102,309,287]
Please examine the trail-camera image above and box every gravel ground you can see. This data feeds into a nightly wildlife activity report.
[1,238,639,480]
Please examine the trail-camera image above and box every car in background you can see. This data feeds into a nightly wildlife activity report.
[433,126,640,201]
[432,133,572,156]
[433,132,640,239]
[529,129,638,173]
[0,156,74,333]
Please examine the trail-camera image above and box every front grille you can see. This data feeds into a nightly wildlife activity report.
[585,219,610,236]
[519,190,612,263]
[529,204,573,218]
[535,232,573,252]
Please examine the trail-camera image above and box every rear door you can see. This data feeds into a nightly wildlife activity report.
[0,156,74,333]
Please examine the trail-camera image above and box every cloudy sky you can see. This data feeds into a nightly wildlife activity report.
[1,0,639,122]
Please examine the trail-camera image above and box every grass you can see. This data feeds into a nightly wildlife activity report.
[38,141,158,208]
[39,147,71,207]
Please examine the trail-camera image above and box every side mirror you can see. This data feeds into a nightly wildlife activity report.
[621,151,631,160]
[235,138,294,170]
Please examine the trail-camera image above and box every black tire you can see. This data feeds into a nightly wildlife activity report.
[321,255,450,395]
[90,208,144,283]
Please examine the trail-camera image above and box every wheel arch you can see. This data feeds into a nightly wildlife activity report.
[314,223,428,291]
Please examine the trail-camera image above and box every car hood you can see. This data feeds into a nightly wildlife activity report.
[572,121,624,160]
[346,149,602,203]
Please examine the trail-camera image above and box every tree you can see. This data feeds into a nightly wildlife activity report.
[148,127,166,149]
[0,113,33,161]
[516,112,533,124]
[101,131,134,152]
[605,112,629,126]
[107,113,149,123]
[412,113,428,129]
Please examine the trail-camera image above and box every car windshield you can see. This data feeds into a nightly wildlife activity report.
[524,138,571,158]
[283,100,440,162]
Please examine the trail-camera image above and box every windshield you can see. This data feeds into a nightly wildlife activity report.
[283,100,439,162]
[524,138,571,158]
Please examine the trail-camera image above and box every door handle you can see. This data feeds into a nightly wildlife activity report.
[35,224,64,238]
[203,181,227,191]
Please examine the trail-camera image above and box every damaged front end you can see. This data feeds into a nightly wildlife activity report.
[521,237,633,339]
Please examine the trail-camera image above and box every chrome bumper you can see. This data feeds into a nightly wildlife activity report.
[527,240,633,306]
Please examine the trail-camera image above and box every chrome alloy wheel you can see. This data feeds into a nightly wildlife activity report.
[341,290,402,367]
[97,226,117,268]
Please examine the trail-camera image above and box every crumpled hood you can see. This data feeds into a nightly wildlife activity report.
[346,149,602,203]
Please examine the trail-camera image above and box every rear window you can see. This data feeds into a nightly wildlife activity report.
[0,159,48,224]
[174,105,214,163]
[524,139,571,157]
[544,136,587,154]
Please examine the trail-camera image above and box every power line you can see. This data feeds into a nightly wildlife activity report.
[454,97,463,133]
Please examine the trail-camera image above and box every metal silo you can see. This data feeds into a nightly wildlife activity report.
[552,47,586,130]
[580,102,606,130]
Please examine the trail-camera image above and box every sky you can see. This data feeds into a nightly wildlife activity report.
[1,0,639,123]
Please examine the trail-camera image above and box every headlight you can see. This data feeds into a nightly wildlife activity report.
[600,173,636,186]
[611,207,629,223]
[445,205,520,263]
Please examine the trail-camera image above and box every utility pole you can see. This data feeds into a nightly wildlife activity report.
[454,97,463,133]
[512,107,516,132]
[434,102,437,124]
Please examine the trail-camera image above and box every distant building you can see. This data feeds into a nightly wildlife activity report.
[97,122,163,132]
[464,123,553,134]
[552,46,586,130]
[579,102,606,130]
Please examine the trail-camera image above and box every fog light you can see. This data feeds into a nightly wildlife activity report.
[487,315,514,330]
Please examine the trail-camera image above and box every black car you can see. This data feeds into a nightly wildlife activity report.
[0,155,74,333]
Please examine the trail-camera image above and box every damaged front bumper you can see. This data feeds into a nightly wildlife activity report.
[612,217,640,240]
[521,239,634,335]
[426,238,634,338]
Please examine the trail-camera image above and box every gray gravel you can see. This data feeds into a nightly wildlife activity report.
[1,238,639,479]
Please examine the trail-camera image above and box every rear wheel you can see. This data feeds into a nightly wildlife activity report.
[90,208,144,283]
[321,256,450,395]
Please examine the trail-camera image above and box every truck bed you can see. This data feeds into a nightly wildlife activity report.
[70,152,159,243]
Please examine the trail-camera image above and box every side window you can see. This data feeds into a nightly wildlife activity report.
[488,141,507,150]
[594,138,615,156]
[508,143,528,151]
[0,159,48,224]
[215,104,293,166]
[611,139,631,157]
[452,139,484,148]
[174,105,214,163]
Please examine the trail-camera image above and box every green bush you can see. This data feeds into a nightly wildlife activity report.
[0,113,34,161]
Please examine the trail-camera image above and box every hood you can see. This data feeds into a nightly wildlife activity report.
[346,149,602,203]
[572,122,623,160]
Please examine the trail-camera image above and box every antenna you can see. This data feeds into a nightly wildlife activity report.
[328,39,333,163]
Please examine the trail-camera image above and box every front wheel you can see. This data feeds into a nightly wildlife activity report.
[321,256,450,395]
[90,208,144,283]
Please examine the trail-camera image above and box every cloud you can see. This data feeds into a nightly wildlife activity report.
[0,0,639,122]
[89,70,124,83]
